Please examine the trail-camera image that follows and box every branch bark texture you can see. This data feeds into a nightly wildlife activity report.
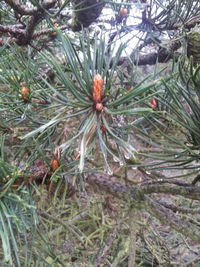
[86,172,200,243]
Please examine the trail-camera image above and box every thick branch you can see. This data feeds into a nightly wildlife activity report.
[0,0,58,46]
[118,40,181,66]
[86,173,200,242]
[86,173,133,200]
[23,14,43,44]
[0,25,24,35]
[12,170,200,243]
[87,173,200,201]
[42,0,57,10]
[16,0,57,45]
[4,0,37,15]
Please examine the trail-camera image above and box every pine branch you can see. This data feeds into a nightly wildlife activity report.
[93,224,120,266]
[158,201,200,214]
[160,14,200,31]
[137,184,200,200]
[4,0,57,17]
[0,24,24,35]
[128,208,138,267]
[86,173,200,201]
[118,40,181,66]
[32,25,69,38]
[85,172,200,243]
[4,0,37,15]
[143,196,200,243]
[0,0,58,46]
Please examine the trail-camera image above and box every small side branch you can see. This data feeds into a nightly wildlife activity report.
[143,196,200,243]
[136,183,200,201]
[93,224,120,266]
[128,208,139,267]
[158,201,200,215]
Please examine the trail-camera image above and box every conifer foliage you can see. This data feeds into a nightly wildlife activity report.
[0,0,200,265]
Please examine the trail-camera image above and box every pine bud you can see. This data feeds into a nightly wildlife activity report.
[150,97,157,109]
[117,8,128,23]
[101,125,107,132]
[93,74,103,103]
[95,102,104,111]
[119,8,128,19]
[51,23,59,37]
[21,86,30,100]
[51,159,59,172]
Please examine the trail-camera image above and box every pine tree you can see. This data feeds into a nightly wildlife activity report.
[0,0,200,265]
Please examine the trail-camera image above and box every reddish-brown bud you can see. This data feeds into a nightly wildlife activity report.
[51,159,59,172]
[51,23,59,36]
[51,32,57,37]
[96,102,104,111]
[150,97,157,109]
[101,125,107,132]
[93,74,103,103]
[21,86,30,100]
[119,8,128,19]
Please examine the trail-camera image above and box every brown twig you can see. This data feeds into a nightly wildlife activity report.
[93,223,120,266]
[136,183,200,200]
[128,208,139,267]
[143,196,200,243]
[158,201,200,214]
[32,25,69,38]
